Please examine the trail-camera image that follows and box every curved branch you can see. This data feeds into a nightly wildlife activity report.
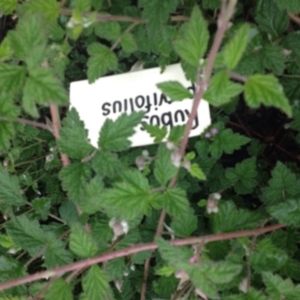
[0,223,285,292]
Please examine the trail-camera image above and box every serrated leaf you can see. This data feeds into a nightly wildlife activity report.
[202,0,221,9]
[171,208,197,236]
[274,0,300,13]
[260,162,300,206]
[44,238,73,268]
[87,43,118,83]
[92,151,123,178]
[226,288,268,300]
[0,0,17,14]
[225,158,257,194]
[5,216,46,256]
[77,176,104,214]
[58,108,94,159]
[160,188,190,218]
[59,162,92,203]
[250,239,288,272]
[70,223,98,258]
[154,144,177,186]
[255,0,289,39]
[0,97,20,150]
[204,71,244,106]
[9,14,48,69]
[19,0,60,24]
[261,44,285,75]
[102,169,155,219]
[209,129,250,159]
[262,272,299,299]
[212,201,263,233]
[157,81,193,101]
[139,0,178,40]
[32,197,51,220]
[106,257,125,280]
[94,22,121,41]
[0,64,26,95]
[189,163,206,180]
[45,279,73,300]
[121,33,137,53]
[74,0,91,12]
[268,199,300,227]
[99,112,144,151]
[200,261,242,284]
[23,68,68,117]
[168,125,185,143]
[81,265,110,300]
[224,24,250,69]
[174,6,209,67]
[0,165,25,206]
[143,123,167,143]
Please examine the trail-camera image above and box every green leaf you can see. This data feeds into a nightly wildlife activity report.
[44,238,73,268]
[0,0,17,14]
[224,24,250,69]
[189,163,206,180]
[171,208,197,236]
[99,112,144,151]
[143,123,168,143]
[74,0,91,12]
[260,162,300,206]
[94,22,121,41]
[45,279,73,300]
[255,0,289,39]
[87,43,118,83]
[226,288,268,300]
[168,125,185,143]
[102,170,155,219]
[274,0,300,13]
[121,33,137,53]
[202,0,221,9]
[250,239,288,272]
[0,97,20,150]
[32,197,51,220]
[19,0,60,24]
[139,0,178,40]
[268,199,300,227]
[59,162,92,203]
[58,108,94,159]
[77,177,104,214]
[0,64,26,95]
[212,201,263,233]
[157,81,193,101]
[261,44,285,75]
[5,216,46,256]
[81,265,110,300]
[209,129,250,159]
[106,257,125,280]
[70,223,98,258]
[200,261,242,284]
[92,151,123,178]
[9,14,48,69]
[262,272,300,299]
[154,144,177,186]
[160,188,190,218]
[174,6,209,67]
[204,71,244,106]
[23,68,68,117]
[0,165,25,206]
[225,158,257,194]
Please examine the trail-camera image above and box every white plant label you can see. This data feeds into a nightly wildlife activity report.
[70,63,211,147]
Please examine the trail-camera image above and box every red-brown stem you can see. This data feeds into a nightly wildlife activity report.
[0,223,285,292]
[49,104,70,167]
[140,2,238,298]
[0,116,52,133]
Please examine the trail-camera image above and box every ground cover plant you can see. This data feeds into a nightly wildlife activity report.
[1,0,300,299]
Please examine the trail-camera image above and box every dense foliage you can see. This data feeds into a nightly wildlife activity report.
[1,0,300,299]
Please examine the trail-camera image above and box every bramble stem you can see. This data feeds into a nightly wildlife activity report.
[0,223,285,292]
